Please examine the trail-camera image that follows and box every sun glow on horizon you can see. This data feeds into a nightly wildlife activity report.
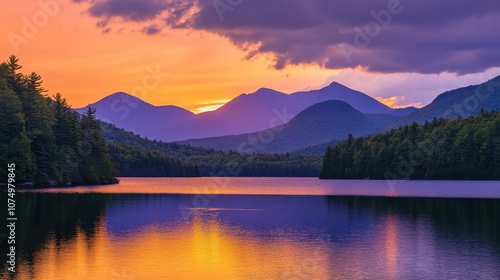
[0,0,339,111]
[191,99,231,113]
[375,96,424,109]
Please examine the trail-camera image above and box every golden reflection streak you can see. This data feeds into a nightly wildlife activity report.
[15,212,331,280]
[385,212,398,277]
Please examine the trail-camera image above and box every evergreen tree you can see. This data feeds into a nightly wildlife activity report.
[51,93,82,184]
[0,56,118,186]
[0,64,35,181]
[79,106,117,184]
[320,111,500,180]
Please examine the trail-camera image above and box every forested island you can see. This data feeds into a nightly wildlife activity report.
[320,111,500,180]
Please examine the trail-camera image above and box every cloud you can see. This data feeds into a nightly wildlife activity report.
[73,0,500,74]
[322,67,500,107]
[87,0,171,21]
[141,24,162,35]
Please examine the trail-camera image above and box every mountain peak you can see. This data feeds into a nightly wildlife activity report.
[95,92,146,105]
[301,100,362,115]
[256,87,273,92]
[325,81,350,90]
[109,91,129,97]
[252,87,284,96]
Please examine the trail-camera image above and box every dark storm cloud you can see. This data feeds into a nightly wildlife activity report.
[86,0,170,21]
[74,0,500,74]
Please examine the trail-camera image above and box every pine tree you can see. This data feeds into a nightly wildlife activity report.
[51,93,82,184]
[321,111,500,180]
[0,64,36,180]
[79,106,117,184]
[0,56,119,186]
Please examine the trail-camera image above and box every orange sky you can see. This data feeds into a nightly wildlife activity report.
[0,0,340,113]
[2,1,498,113]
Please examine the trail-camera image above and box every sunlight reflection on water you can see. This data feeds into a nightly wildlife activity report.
[3,178,500,279]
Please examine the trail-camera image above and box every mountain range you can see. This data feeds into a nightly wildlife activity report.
[80,76,500,153]
[178,101,403,153]
[396,76,500,126]
[77,82,416,142]
[178,76,500,152]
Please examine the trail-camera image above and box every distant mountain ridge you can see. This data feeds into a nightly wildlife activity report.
[397,76,500,126]
[78,82,415,142]
[75,92,194,141]
[178,100,403,153]
[176,76,500,153]
[77,76,500,153]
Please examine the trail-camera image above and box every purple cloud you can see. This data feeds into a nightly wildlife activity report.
[87,0,170,21]
[141,24,161,35]
[74,0,500,74]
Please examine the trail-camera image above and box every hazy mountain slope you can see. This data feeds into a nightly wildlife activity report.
[170,83,400,141]
[178,101,403,153]
[84,81,409,141]
[290,82,394,114]
[391,107,418,115]
[397,76,500,126]
[76,92,195,140]
[169,88,295,140]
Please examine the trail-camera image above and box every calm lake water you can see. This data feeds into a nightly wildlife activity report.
[2,178,500,279]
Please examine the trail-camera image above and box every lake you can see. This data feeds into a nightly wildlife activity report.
[2,177,500,279]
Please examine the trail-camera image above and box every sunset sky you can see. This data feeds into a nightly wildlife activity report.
[1,0,500,113]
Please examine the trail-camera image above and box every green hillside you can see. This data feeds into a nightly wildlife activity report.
[101,121,323,177]
[320,110,500,180]
[109,143,200,177]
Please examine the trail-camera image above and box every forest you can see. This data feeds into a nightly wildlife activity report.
[320,111,500,180]
[0,56,117,186]
[109,143,200,177]
[102,122,323,177]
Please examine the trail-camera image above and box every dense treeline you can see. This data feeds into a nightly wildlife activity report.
[293,140,342,155]
[109,143,200,177]
[102,122,323,177]
[185,152,322,177]
[320,111,500,180]
[0,56,117,186]
[101,121,216,157]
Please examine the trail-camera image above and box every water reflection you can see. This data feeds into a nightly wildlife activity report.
[1,193,499,279]
[385,213,398,277]
[36,177,500,199]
